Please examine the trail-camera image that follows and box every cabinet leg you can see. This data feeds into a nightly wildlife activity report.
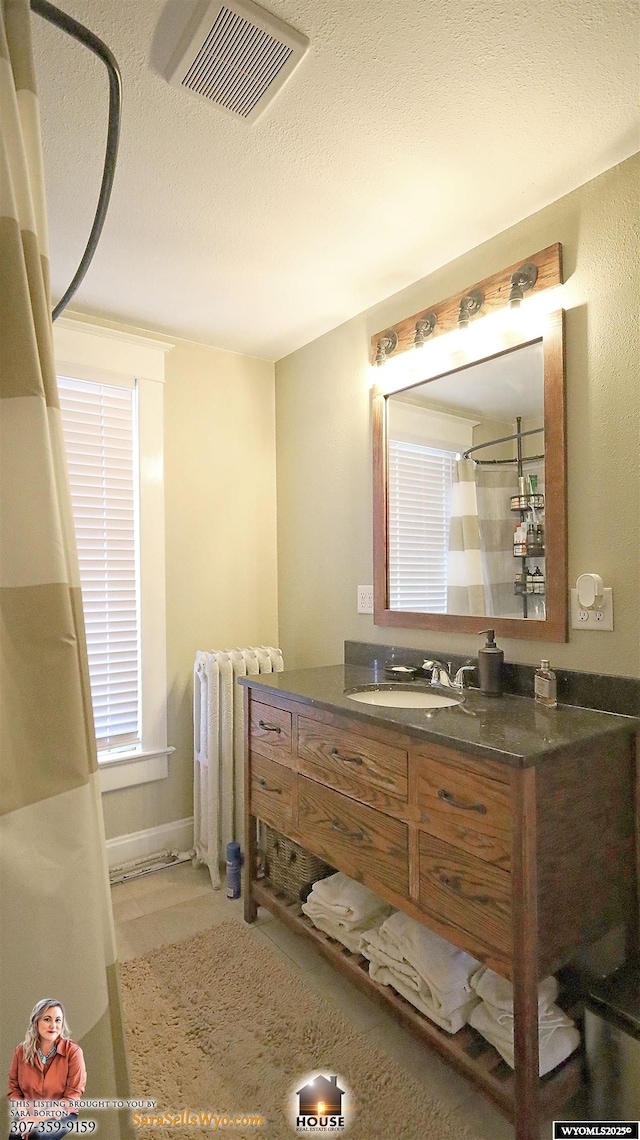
[512,765,540,1140]
[244,890,258,924]
[243,689,259,924]
[513,966,540,1140]
[244,810,258,924]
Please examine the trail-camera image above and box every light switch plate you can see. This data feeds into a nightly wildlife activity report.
[570,587,613,630]
[357,585,374,614]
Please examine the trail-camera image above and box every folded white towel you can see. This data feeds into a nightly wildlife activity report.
[302,872,391,927]
[377,911,483,996]
[360,927,474,1016]
[468,1001,580,1076]
[471,967,559,1012]
[301,874,392,951]
[301,908,389,953]
[367,958,479,1033]
[360,927,480,1029]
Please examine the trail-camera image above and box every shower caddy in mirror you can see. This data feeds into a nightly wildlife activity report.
[372,245,567,642]
[463,418,545,618]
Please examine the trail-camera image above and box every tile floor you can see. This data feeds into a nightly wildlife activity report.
[113,861,587,1140]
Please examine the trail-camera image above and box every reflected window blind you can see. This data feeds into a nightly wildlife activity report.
[58,376,139,751]
[388,440,456,612]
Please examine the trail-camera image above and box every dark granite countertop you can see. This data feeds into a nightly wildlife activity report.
[239,664,637,767]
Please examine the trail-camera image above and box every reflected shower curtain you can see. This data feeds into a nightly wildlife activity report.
[475,465,518,617]
[0,2,130,1131]
[447,459,487,615]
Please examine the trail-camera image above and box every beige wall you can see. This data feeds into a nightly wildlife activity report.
[275,154,640,677]
[99,331,278,841]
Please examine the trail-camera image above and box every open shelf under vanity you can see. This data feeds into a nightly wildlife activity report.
[253,876,583,1123]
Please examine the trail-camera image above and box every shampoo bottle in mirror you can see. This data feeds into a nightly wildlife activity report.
[478,629,504,697]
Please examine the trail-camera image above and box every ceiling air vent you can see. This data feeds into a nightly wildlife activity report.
[167,0,309,123]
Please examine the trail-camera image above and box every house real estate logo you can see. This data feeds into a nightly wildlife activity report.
[293,1074,347,1133]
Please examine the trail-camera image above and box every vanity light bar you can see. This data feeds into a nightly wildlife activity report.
[370,243,562,365]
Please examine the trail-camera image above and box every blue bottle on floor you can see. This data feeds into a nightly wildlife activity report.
[226,841,241,899]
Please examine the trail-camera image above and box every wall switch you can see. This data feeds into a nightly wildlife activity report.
[570,587,613,630]
[357,585,374,614]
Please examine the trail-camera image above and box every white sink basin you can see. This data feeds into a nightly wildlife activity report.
[346,687,461,709]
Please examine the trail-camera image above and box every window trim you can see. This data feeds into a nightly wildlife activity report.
[53,317,174,792]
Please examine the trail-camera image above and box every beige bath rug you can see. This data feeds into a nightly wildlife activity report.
[120,921,482,1139]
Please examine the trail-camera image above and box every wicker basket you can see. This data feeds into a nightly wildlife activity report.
[263,825,334,902]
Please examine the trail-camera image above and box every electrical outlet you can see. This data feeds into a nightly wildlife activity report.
[357,585,374,614]
[570,588,614,630]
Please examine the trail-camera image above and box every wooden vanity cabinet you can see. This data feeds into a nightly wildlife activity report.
[243,685,637,1140]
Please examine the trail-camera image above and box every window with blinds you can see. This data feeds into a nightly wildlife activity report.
[57,376,139,752]
[388,439,456,612]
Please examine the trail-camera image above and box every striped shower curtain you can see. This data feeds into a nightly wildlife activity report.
[447,459,487,615]
[475,465,519,617]
[0,2,130,1133]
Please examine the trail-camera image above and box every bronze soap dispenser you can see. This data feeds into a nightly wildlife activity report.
[477,629,504,697]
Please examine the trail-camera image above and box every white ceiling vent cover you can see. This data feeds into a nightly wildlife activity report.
[167,0,309,123]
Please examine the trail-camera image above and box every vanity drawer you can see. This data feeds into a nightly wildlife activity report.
[250,754,294,831]
[416,756,512,869]
[418,832,512,960]
[250,701,293,765]
[297,717,407,810]
[297,776,409,900]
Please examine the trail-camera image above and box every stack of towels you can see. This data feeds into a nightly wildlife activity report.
[360,911,482,1033]
[303,873,579,1075]
[468,968,580,1075]
[301,872,392,951]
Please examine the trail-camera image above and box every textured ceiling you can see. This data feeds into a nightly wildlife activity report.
[399,342,544,420]
[32,0,640,360]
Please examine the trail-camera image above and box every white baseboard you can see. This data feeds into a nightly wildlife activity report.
[106,816,194,869]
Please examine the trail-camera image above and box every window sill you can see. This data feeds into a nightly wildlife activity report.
[98,747,175,793]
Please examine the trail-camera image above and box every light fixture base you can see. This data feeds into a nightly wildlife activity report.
[414,312,437,347]
[375,330,398,365]
[458,288,484,327]
[508,262,538,307]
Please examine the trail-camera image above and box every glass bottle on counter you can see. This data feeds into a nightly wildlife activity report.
[534,660,557,708]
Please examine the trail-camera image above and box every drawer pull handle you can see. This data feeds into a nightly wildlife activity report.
[330,817,364,842]
[254,776,282,794]
[438,788,487,814]
[438,872,489,905]
[258,720,282,734]
[330,748,363,766]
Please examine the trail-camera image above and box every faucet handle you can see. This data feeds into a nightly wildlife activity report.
[453,664,477,689]
[422,660,453,687]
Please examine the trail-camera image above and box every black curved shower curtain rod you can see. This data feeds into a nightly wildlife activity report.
[30,0,122,321]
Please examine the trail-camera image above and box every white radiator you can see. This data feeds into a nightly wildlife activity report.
[193,646,284,889]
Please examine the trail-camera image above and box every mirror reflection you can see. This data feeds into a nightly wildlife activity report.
[387,341,546,620]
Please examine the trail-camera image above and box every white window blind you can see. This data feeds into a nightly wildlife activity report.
[57,376,140,752]
[388,440,456,612]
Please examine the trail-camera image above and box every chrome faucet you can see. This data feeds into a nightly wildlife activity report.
[421,660,477,690]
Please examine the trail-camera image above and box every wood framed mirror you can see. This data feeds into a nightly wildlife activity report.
[373,309,567,641]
